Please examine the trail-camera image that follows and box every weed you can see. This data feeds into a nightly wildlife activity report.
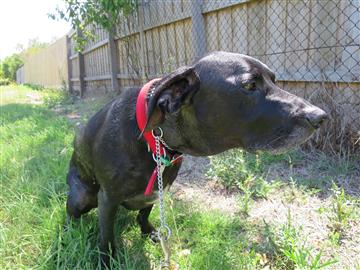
[326,183,355,244]
[237,186,253,216]
[207,149,284,199]
[328,231,341,247]
[263,210,337,270]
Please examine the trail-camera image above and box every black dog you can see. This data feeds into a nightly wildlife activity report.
[66,51,327,264]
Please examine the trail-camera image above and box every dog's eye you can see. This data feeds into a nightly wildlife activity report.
[243,82,256,92]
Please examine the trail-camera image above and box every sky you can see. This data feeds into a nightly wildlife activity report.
[0,0,71,60]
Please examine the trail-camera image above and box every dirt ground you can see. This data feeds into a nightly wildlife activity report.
[173,155,360,270]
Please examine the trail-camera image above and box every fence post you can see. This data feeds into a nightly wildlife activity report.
[76,29,85,97]
[191,0,206,60]
[108,28,120,92]
[78,51,85,97]
[66,35,73,94]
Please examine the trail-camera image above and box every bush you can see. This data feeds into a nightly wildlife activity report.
[0,78,11,86]
[0,54,23,81]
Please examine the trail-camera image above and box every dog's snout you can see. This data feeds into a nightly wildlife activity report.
[305,109,328,129]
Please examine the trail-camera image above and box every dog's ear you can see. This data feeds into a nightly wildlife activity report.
[144,66,200,131]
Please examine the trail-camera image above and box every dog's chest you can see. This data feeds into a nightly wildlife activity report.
[121,185,170,210]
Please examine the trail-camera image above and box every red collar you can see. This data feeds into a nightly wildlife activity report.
[136,79,182,196]
[136,78,163,155]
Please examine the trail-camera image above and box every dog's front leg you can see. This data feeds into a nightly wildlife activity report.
[98,188,120,267]
[137,205,158,241]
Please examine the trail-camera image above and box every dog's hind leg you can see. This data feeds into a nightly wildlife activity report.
[66,165,99,219]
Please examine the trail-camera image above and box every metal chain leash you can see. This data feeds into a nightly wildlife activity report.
[154,133,168,233]
[153,128,173,269]
[158,136,174,151]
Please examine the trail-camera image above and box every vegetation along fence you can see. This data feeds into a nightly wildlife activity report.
[19,0,360,154]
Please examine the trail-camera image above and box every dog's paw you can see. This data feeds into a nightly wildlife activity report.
[141,229,160,243]
[148,231,160,243]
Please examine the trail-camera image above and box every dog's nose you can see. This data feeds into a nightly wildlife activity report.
[305,109,328,129]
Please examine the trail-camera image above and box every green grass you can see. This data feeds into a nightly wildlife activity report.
[1,85,74,268]
[0,84,357,269]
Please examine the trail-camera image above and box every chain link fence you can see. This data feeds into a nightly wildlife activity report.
[68,0,359,155]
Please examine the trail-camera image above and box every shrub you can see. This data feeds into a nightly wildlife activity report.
[0,78,11,86]
[0,54,23,81]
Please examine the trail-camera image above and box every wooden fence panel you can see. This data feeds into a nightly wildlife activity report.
[144,29,156,78]
[232,4,248,55]
[266,0,286,75]
[167,23,178,72]
[205,12,218,52]
[284,0,311,79]
[247,0,267,63]
[175,20,188,67]
[23,36,68,88]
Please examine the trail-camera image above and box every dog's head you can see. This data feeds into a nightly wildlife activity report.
[144,51,327,156]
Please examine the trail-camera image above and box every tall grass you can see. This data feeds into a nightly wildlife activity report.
[1,86,74,268]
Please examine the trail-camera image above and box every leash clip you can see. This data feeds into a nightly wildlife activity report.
[152,127,163,138]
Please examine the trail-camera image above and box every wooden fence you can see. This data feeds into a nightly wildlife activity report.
[21,36,68,89]
[65,0,359,96]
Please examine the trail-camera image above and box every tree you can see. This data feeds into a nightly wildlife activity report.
[50,0,137,50]
[0,54,23,81]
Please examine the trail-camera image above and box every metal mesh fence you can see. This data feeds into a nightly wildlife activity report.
[68,0,359,154]
[197,0,359,154]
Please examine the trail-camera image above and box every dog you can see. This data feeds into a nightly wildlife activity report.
[66,51,327,265]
